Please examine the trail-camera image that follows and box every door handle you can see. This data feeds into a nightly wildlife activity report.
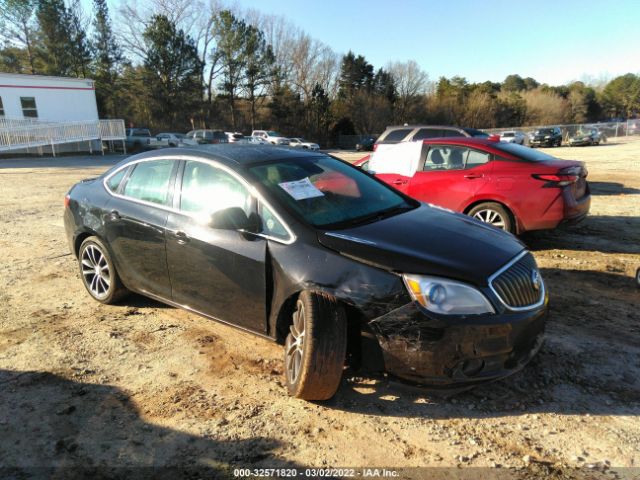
[108,210,121,221]
[392,179,408,185]
[464,174,483,179]
[173,230,190,244]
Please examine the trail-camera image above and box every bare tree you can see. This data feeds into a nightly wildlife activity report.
[115,0,208,61]
[387,60,429,123]
[522,89,570,126]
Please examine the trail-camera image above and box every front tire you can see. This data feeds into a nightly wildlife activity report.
[284,291,347,400]
[78,236,129,304]
[468,202,514,233]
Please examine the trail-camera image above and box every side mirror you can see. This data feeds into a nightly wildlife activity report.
[209,207,258,232]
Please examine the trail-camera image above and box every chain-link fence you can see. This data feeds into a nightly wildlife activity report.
[336,119,640,150]
[485,120,640,144]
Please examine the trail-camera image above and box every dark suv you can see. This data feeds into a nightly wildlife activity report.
[376,125,489,146]
[185,129,229,145]
[528,127,563,147]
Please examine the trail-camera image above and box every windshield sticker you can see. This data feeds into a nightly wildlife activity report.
[278,177,325,200]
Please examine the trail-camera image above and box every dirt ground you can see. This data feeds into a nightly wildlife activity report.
[0,138,639,479]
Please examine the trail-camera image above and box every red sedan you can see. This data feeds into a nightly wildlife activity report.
[356,138,590,234]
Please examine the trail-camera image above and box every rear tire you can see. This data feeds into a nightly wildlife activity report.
[78,236,129,304]
[468,202,514,234]
[284,291,347,400]
[636,268,640,288]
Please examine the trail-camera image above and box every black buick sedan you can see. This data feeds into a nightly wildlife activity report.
[64,145,548,400]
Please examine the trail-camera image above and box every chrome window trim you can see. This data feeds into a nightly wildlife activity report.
[488,250,546,312]
[102,155,296,245]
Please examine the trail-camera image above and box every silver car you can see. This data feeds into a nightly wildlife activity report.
[500,130,526,145]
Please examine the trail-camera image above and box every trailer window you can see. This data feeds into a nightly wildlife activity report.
[20,97,38,118]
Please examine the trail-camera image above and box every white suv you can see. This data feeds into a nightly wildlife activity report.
[251,130,290,145]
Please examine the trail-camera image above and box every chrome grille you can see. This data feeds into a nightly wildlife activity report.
[490,252,544,310]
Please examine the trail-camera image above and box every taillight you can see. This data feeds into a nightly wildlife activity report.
[532,173,578,187]
[64,194,71,208]
[373,143,378,151]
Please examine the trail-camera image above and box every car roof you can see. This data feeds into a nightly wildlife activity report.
[126,144,325,167]
[383,125,464,131]
[422,137,497,147]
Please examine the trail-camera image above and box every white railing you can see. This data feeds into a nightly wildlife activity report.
[0,117,126,155]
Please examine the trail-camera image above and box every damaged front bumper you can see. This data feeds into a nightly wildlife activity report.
[368,301,547,388]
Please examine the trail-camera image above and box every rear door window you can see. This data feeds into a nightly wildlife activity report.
[382,128,412,142]
[442,129,465,137]
[413,128,444,140]
[123,160,175,206]
[465,149,490,168]
[106,168,128,193]
[213,131,227,141]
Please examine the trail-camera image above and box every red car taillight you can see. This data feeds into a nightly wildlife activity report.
[64,194,70,208]
[532,173,579,187]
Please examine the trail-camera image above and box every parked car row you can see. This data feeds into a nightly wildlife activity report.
[126,128,320,151]
[64,144,550,401]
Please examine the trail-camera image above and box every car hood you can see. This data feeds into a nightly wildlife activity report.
[318,204,525,287]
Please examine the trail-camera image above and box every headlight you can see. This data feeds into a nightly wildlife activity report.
[403,274,495,315]
[544,135,550,139]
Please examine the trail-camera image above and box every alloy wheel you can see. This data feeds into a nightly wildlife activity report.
[472,209,507,230]
[285,300,306,384]
[81,244,111,299]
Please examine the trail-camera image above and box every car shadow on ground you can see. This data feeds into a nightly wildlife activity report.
[0,155,126,170]
[522,216,640,255]
[588,181,640,196]
[325,266,640,419]
[0,369,303,477]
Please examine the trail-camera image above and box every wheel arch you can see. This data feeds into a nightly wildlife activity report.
[73,229,101,258]
[463,198,521,234]
[273,288,376,370]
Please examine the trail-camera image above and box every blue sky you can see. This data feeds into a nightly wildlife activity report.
[236,0,640,85]
[103,0,640,86]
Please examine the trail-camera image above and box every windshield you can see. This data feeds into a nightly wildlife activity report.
[267,131,282,137]
[494,143,558,162]
[501,132,515,137]
[535,128,554,135]
[249,156,416,229]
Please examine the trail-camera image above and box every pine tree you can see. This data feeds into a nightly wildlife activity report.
[212,10,248,129]
[36,0,74,76]
[243,24,274,130]
[143,15,203,130]
[92,0,122,116]
[66,0,92,78]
